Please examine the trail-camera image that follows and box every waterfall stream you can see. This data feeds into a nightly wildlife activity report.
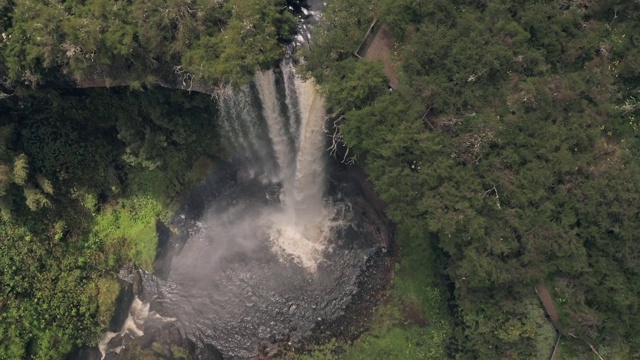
[97,3,389,359]
[254,69,295,193]
[218,62,333,271]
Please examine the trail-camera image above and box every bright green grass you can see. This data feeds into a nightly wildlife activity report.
[91,195,162,270]
[171,345,190,359]
[88,156,215,273]
[344,325,448,359]
[90,167,175,271]
[95,277,121,326]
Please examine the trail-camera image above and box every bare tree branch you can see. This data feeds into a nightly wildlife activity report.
[326,115,344,157]
[421,106,435,130]
[588,343,604,360]
[174,65,194,92]
[482,184,501,209]
[325,114,358,164]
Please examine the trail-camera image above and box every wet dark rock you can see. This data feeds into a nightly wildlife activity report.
[118,264,143,296]
[153,219,174,279]
[100,320,224,360]
[281,332,290,342]
[109,280,134,333]
[193,343,224,360]
[150,341,173,358]
[103,352,120,360]
[64,346,101,360]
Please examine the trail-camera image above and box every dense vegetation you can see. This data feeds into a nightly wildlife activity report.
[0,1,292,357]
[0,0,297,85]
[303,0,639,358]
[0,88,221,358]
[1,0,639,359]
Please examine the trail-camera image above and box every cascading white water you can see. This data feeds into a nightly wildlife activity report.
[291,78,327,222]
[98,296,175,359]
[281,63,301,149]
[219,61,335,271]
[218,85,280,182]
[254,70,295,191]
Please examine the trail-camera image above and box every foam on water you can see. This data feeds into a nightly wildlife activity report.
[266,200,348,272]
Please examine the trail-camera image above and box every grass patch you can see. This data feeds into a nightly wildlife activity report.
[83,153,217,332]
[95,277,121,327]
[127,165,176,217]
[91,195,162,271]
[341,224,451,359]
[171,345,190,359]
[343,324,448,359]
[89,166,183,272]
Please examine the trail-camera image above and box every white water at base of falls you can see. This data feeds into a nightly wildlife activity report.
[98,296,175,360]
[219,61,333,271]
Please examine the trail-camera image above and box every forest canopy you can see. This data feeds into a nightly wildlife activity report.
[0,87,222,359]
[0,0,297,85]
[0,0,639,359]
[303,0,640,358]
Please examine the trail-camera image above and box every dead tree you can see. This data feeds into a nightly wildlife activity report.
[325,113,358,165]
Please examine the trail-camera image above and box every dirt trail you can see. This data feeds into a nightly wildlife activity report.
[536,283,562,360]
[361,24,400,89]
[536,283,561,329]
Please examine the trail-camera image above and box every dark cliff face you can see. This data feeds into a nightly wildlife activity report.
[65,347,102,360]
[286,0,310,14]
[70,63,220,96]
[108,280,135,333]
[328,159,395,248]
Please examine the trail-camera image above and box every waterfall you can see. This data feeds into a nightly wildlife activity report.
[281,63,301,149]
[291,77,326,223]
[218,85,279,182]
[218,61,332,270]
[254,70,295,193]
[97,5,389,359]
